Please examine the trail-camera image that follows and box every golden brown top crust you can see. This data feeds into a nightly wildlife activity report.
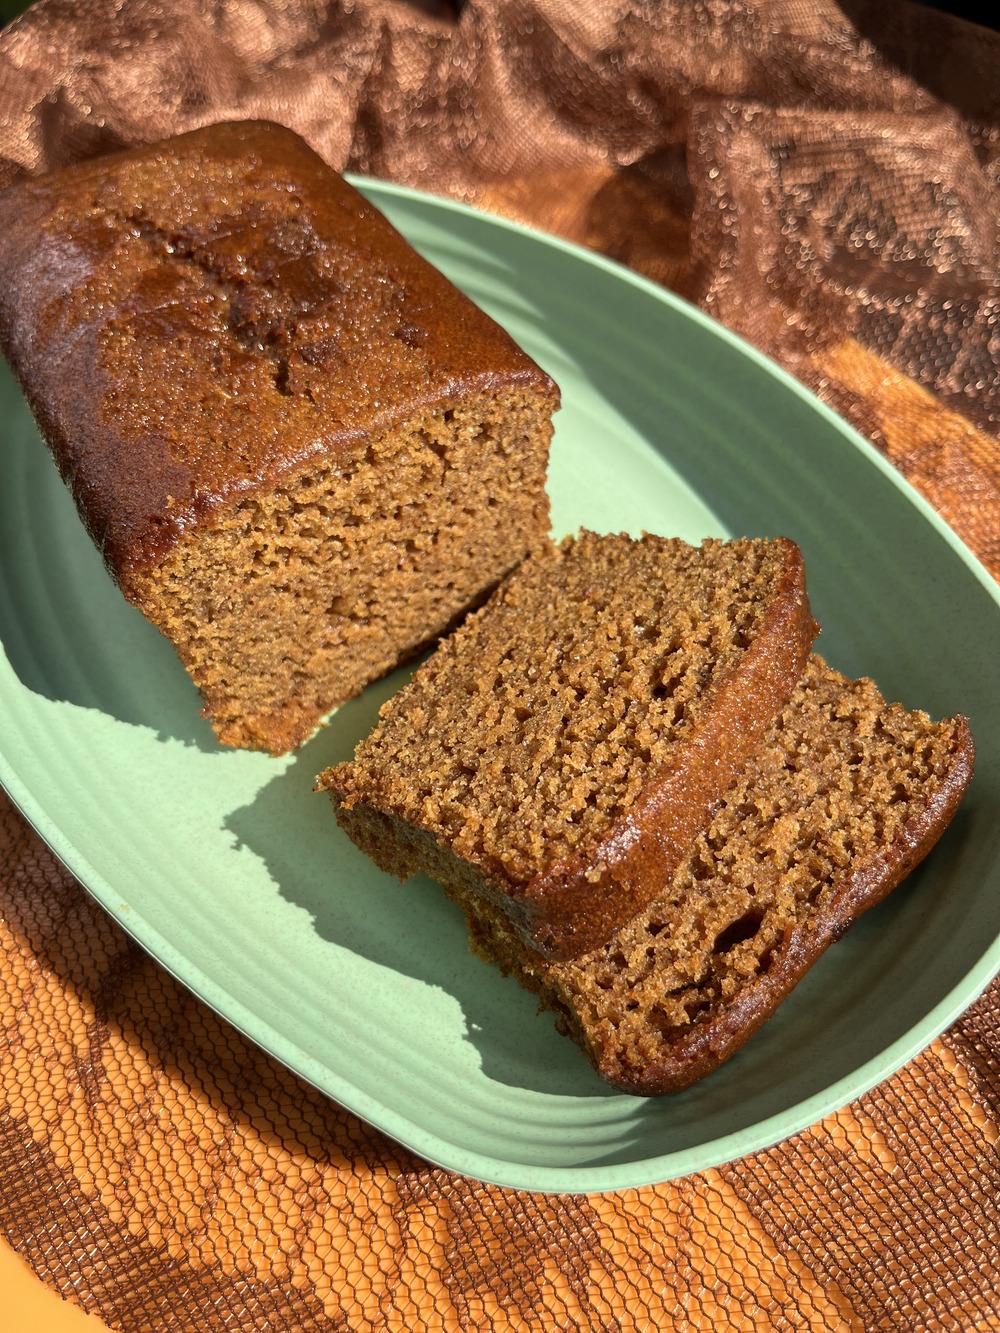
[0,119,556,588]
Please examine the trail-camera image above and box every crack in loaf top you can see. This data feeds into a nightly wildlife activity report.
[0,119,557,587]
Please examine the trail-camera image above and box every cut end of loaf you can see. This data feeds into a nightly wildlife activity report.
[133,388,553,753]
[457,657,974,1095]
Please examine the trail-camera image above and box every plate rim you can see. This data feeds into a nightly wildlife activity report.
[0,176,997,1194]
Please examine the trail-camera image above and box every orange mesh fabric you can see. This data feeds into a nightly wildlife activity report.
[0,0,998,1327]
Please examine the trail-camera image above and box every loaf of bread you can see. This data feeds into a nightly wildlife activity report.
[0,120,557,752]
[455,657,974,1094]
[321,531,817,958]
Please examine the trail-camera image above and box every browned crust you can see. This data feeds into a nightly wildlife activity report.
[508,538,817,957]
[0,119,557,588]
[324,538,818,959]
[592,716,976,1095]
[328,709,974,1098]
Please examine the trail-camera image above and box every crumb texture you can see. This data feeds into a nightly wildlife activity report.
[461,656,971,1092]
[139,392,551,752]
[327,533,805,882]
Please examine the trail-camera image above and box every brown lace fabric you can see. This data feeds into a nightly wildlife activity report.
[1,1,998,1328]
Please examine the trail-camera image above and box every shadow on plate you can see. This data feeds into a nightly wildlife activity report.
[0,399,221,752]
[224,669,615,1100]
[0,590,223,754]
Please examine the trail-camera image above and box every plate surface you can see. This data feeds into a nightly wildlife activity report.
[1,182,998,1193]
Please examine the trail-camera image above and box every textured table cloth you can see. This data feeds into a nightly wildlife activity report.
[0,1,998,1328]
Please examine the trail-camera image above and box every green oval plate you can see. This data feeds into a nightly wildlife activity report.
[1,181,998,1194]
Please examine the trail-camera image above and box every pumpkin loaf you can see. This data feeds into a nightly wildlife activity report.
[455,657,974,1094]
[0,120,557,752]
[321,531,817,958]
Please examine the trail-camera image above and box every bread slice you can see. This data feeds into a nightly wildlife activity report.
[0,121,556,753]
[321,531,817,958]
[455,657,974,1094]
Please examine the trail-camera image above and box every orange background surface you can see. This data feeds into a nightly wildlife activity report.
[1,1240,108,1328]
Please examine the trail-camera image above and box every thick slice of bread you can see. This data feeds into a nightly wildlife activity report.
[454,657,974,1094]
[321,531,817,958]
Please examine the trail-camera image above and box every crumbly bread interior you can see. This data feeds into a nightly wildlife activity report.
[457,657,969,1088]
[133,390,551,752]
[328,533,802,882]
